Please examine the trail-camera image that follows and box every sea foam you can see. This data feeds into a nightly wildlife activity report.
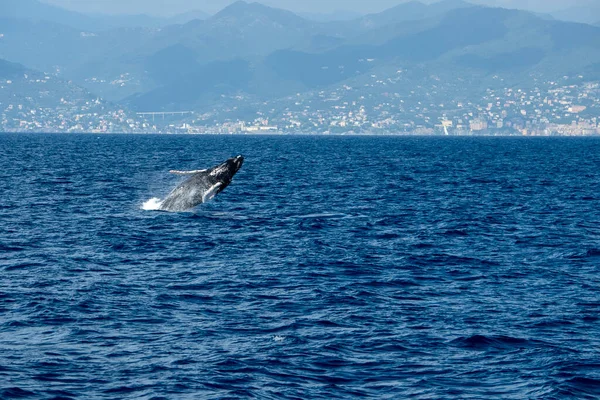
[142,198,163,211]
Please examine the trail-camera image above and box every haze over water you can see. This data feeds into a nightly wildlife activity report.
[1,134,600,398]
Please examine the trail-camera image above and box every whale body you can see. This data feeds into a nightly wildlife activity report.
[158,155,244,212]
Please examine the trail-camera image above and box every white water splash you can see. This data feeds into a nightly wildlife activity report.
[142,197,163,211]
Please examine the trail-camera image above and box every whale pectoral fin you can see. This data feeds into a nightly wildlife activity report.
[202,183,223,203]
[169,169,207,175]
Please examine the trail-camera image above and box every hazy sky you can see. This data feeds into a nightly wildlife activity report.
[42,0,592,16]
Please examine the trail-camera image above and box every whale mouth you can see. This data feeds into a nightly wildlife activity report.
[234,155,244,170]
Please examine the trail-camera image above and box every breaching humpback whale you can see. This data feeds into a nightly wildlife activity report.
[158,155,244,212]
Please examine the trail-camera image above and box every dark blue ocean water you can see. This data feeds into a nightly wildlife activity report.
[1,134,600,399]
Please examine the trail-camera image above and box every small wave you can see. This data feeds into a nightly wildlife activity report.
[1,387,37,398]
[450,335,531,350]
[565,377,600,395]
[297,213,349,219]
[141,198,162,211]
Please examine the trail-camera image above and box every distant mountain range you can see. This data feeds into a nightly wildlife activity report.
[1,0,600,115]
[550,2,600,25]
[0,58,26,79]
[1,0,209,31]
[298,10,364,22]
[0,58,98,110]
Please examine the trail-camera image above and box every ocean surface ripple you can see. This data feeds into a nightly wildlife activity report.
[1,134,600,399]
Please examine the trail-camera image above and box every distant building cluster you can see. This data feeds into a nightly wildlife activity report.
[2,71,600,136]
[168,74,600,136]
[0,74,153,133]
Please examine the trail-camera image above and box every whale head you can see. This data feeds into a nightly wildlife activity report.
[209,155,244,190]
[232,155,244,172]
[227,155,244,177]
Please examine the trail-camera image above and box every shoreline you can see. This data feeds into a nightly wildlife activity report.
[2,131,600,138]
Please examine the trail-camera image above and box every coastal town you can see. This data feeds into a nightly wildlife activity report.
[2,70,600,136]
